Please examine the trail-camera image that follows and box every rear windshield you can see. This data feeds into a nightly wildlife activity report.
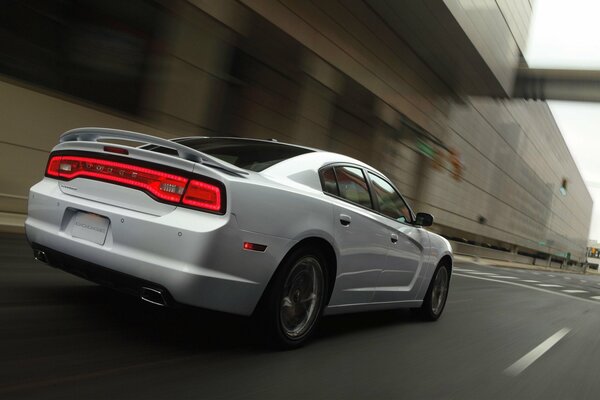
[147,138,314,172]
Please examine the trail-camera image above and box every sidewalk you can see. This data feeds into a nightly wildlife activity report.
[454,254,598,275]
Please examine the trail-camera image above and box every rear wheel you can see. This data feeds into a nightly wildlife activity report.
[255,246,327,349]
[416,262,450,321]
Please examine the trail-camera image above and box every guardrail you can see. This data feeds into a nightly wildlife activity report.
[449,240,584,272]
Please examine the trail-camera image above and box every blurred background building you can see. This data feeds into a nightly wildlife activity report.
[0,0,592,263]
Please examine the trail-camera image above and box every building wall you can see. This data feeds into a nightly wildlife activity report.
[443,0,521,93]
[0,0,592,260]
[0,79,178,231]
[496,0,535,54]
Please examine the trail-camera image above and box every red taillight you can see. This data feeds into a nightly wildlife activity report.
[47,155,187,202]
[46,157,61,177]
[45,155,224,213]
[182,179,221,211]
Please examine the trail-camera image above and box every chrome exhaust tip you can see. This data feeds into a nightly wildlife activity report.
[140,287,167,307]
[33,250,48,264]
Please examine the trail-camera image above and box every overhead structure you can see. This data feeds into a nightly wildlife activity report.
[513,68,600,102]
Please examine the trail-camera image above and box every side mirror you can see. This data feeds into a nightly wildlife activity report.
[415,212,433,227]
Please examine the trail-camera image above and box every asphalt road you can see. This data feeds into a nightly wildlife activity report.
[2,233,600,399]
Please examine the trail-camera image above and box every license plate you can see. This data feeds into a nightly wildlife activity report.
[72,212,110,245]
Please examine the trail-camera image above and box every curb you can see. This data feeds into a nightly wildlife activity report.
[453,254,594,275]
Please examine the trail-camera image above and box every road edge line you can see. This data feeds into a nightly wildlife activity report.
[503,328,571,376]
[453,273,600,306]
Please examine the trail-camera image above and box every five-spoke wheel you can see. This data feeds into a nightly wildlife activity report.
[256,246,328,349]
[279,256,324,339]
[415,262,451,321]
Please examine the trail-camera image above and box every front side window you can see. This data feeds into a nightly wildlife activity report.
[334,166,372,208]
[368,172,412,223]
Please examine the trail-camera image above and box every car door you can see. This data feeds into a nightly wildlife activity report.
[320,165,388,307]
[366,171,429,303]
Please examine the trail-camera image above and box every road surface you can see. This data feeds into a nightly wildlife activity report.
[2,233,600,399]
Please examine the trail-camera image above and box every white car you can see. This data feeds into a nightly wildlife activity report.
[26,128,453,348]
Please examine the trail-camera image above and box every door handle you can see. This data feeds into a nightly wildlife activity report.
[390,233,398,243]
[339,214,351,226]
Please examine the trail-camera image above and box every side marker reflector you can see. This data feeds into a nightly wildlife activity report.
[243,242,267,252]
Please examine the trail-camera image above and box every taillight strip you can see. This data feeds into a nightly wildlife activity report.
[48,155,188,202]
[45,155,224,213]
[183,180,222,211]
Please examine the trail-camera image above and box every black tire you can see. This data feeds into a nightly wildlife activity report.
[254,246,328,350]
[415,262,451,321]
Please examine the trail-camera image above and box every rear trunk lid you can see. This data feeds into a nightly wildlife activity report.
[47,128,243,216]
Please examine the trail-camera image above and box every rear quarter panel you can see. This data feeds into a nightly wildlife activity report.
[231,177,336,251]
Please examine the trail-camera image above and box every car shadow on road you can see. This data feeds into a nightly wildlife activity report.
[318,309,424,340]
[41,283,428,352]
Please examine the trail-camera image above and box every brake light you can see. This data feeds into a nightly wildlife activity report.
[45,155,224,213]
[46,157,61,177]
[103,146,129,155]
[182,180,221,211]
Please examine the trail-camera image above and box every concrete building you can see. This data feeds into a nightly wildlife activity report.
[0,0,592,262]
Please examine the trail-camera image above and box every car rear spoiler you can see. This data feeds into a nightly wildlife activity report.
[60,127,249,177]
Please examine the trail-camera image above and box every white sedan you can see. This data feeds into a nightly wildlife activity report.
[26,128,453,348]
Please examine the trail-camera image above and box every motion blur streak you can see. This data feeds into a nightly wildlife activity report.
[0,0,592,267]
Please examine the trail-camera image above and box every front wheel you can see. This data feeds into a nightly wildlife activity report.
[255,246,327,349]
[416,263,450,321]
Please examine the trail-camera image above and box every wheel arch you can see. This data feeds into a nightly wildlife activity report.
[252,235,338,315]
[439,254,453,272]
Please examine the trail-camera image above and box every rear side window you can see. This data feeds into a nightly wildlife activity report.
[368,172,412,223]
[333,166,372,209]
[320,167,339,196]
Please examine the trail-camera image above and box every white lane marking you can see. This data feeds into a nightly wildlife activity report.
[591,296,600,300]
[537,284,563,288]
[548,275,555,277]
[504,328,571,377]
[466,272,497,275]
[488,276,519,279]
[580,280,587,283]
[447,299,472,304]
[454,268,475,272]
[562,290,588,294]
[521,280,540,283]
[453,273,600,305]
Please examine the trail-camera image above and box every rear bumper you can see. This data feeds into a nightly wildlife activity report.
[25,179,294,316]
[31,242,178,306]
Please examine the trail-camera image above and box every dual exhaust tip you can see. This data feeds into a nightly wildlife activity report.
[33,250,48,264]
[33,249,168,307]
[140,287,168,307]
